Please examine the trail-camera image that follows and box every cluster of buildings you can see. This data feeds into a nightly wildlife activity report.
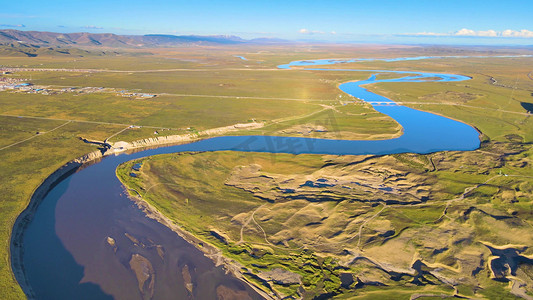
[0,69,157,99]
[0,75,28,90]
[117,90,157,99]
[0,80,157,99]
[0,69,37,92]
[63,87,109,94]
[0,81,34,92]
[0,81,60,95]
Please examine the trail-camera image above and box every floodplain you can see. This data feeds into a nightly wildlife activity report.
[1,44,532,299]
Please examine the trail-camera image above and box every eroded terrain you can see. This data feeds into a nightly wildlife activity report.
[118,138,533,299]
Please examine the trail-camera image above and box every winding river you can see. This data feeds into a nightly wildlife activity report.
[12,58,481,299]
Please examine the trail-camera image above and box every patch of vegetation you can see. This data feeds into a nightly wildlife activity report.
[117,139,532,298]
[1,46,532,299]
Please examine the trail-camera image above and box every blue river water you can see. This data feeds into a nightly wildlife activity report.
[14,57,482,299]
[277,54,533,69]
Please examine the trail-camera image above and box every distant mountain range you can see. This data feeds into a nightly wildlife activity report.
[0,29,290,48]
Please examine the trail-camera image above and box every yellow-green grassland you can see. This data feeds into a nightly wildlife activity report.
[1,44,532,299]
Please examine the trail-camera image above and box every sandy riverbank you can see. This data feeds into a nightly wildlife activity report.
[110,122,265,153]
[124,190,275,300]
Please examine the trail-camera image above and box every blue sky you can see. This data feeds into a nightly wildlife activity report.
[1,0,532,45]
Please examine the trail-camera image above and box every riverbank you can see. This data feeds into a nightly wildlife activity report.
[115,140,533,299]
[109,122,265,153]
[11,57,505,299]
[10,150,104,299]
[9,66,476,297]
[9,123,267,299]
[123,187,275,299]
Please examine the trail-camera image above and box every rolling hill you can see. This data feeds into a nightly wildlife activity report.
[0,29,269,48]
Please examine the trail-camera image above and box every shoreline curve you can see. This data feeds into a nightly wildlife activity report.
[10,58,483,298]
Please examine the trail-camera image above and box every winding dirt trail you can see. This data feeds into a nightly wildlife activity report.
[237,202,387,252]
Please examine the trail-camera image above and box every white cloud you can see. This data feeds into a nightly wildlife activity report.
[410,31,447,37]
[408,28,533,38]
[299,28,325,35]
[299,28,338,35]
[83,25,103,29]
[501,29,533,38]
[455,28,476,36]
[0,24,26,28]
[477,29,498,37]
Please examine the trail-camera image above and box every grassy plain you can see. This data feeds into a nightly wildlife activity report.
[0,46,400,298]
[1,45,532,299]
[118,141,532,298]
[117,51,532,298]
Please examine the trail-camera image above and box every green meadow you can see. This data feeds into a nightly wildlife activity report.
[1,46,532,299]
